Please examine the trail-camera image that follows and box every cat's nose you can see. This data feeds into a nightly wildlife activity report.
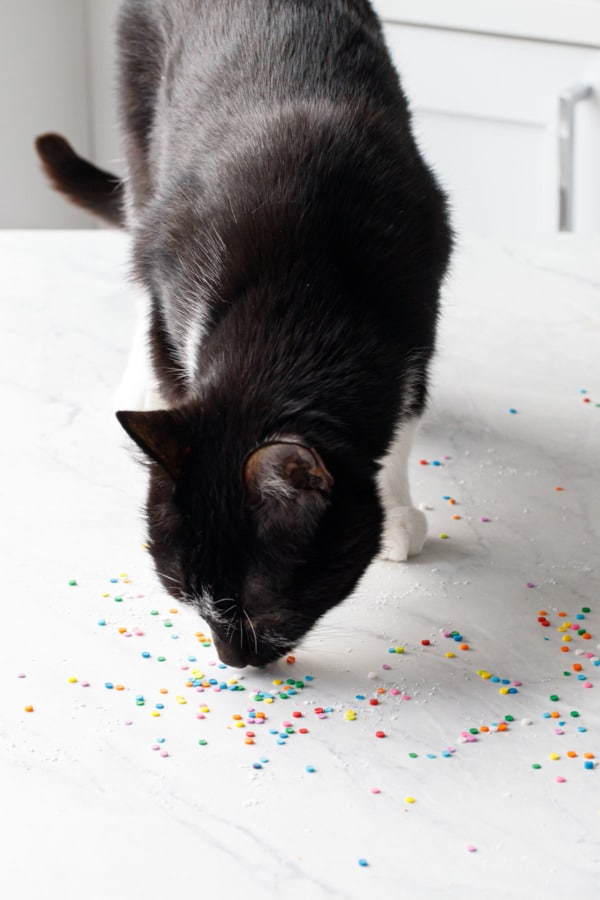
[211,633,248,668]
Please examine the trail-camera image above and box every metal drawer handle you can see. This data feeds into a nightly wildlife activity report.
[558,83,593,231]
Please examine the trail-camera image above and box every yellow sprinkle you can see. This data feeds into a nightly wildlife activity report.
[405,796,416,804]
[102,593,110,598]
[440,533,449,539]
[119,572,128,578]
[265,698,274,704]
[200,706,210,713]
[562,635,572,642]
[549,753,560,760]
[499,687,509,695]
[151,711,160,717]
[227,679,237,685]
[272,679,283,686]
[68,676,78,683]
[445,652,455,658]
[395,646,404,654]
[176,696,186,704]
[235,721,244,728]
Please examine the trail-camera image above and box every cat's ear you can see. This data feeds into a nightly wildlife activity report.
[116,410,191,481]
[244,441,333,533]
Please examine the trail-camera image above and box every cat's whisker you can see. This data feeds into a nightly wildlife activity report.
[243,609,259,655]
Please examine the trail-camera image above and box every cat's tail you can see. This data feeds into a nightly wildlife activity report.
[35,133,124,227]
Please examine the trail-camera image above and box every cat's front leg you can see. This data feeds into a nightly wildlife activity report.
[376,416,427,562]
[113,291,166,412]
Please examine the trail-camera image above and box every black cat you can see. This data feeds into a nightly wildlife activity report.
[36,0,452,667]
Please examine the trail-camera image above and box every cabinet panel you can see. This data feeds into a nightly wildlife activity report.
[383,24,600,235]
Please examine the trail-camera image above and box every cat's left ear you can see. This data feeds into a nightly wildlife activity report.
[116,410,191,481]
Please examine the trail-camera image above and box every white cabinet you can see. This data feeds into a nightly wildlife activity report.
[375,5,600,236]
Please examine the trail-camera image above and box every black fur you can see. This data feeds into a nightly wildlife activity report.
[40,0,452,667]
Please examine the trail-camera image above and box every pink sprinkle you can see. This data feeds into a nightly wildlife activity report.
[570,623,579,630]
[442,455,452,461]
[17,673,26,678]
[81,681,90,688]
[317,713,327,720]
[585,653,594,659]
[151,745,160,751]
[555,776,566,783]
[160,751,169,758]
[282,721,292,727]
[583,682,593,688]
[442,630,452,638]
[213,687,221,692]
[370,788,381,794]
[526,582,536,588]
[197,713,206,719]
[554,728,564,735]
[512,681,522,687]
[195,687,205,692]
[124,720,133,726]
[389,689,400,696]
[134,629,144,636]
[181,665,189,670]
[382,664,391,670]
[466,845,477,853]
[480,517,490,523]
[402,695,411,701]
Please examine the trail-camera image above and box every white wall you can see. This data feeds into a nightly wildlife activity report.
[0,0,121,228]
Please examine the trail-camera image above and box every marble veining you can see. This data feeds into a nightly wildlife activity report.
[1,230,599,899]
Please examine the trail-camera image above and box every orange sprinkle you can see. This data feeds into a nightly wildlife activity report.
[185,681,193,687]
[582,633,591,639]
[558,612,567,617]
[479,725,490,733]
[538,610,547,616]
[452,514,461,520]
[449,498,456,505]
[255,711,266,719]
[159,688,168,694]
[560,646,569,653]
[24,704,34,712]
[169,608,178,614]
[573,663,583,672]
[550,711,560,718]
[232,714,242,720]
[376,687,386,694]
[567,751,577,758]
[115,684,125,691]
[460,643,469,651]
[244,738,254,745]
[555,486,564,491]
[584,753,595,759]
[286,655,296,664]
[118,627,127,634]
[497,722,508,732]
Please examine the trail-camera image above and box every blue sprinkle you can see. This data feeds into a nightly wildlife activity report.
[208,678,218,685]
[577,674,586,681]
[388,648,396,654]
[509,408,518,414]
[142,651,151,658]
[218,663,227,669]
[305,765,316,773]
[279,733,289,739]
[432,460,441,466]
[287,689,297,696]
[542,712,551,718]
[324,707,334,713]
[219,682,227,689]
[187,656,197,662]
[157,737,165,744]
[584,760,594,770]
[248,711,256,718]
[358,859,369,867]
[443,495,451,500]
[578,726,587,733]
[110,578,118,583]
[136,695,144,701]
[491,676,500,683]
[305,675,314,681]
[426,753,437,759]
[269,729,279,735]
[441,750,451,757]
[453,634,463,642]
[594,660,600,667]
[579,389,588,394]
[155,703,164,709]
[171,634,179,639]
[97,619,106,626]
[576,614,585,620]
[276,740,286,746]
[105,682,113,689]
[501,679,510,685]
[355,694,366,700]
[252,763,262,769]
[559,721,566,726]
[508,687,518,694]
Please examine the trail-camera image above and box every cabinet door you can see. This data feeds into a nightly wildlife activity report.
[382,24,600,236]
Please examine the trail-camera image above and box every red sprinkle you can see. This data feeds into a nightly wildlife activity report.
[298,728,309,734]
[369,699,379,706]
[314,707,324,715]
[421,639,430,646]
[375,731,386,739]
[292,711,303,718]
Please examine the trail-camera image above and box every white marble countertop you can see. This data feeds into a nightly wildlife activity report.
[1,229,599,899]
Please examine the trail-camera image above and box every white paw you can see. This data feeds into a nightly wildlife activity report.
[378,506,428,562]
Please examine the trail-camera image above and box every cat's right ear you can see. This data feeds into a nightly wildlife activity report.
[116,410,191,481]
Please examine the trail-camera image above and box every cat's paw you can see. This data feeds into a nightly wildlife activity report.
[378,506,427,562]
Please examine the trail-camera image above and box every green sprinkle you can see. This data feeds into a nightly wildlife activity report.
[114,596,123,603]
[198,739,207,746]
[550,694,559,702]
[150,610,159,616]
[532,763,542,769]
[469,728,479,735]
[164,621,173,628]
[563,671,571,676]
[408,752,418,758]
[157,656,166,662]
[570,710,580,718]
[202,641,211,647]
[295,681,304,689]
[504,715,514,722]
[68,579,78,586]
[440,533,449,539]
[286,678,295,685]
[577,629,586,635]
[279,692,289,700]
[582,607,591,613]
[285,726,295,734]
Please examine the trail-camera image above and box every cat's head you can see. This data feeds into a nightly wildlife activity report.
[117,407,381,667]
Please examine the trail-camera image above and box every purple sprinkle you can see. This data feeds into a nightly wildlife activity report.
[467,845,477,853]
[382,664,391,670]
[526,582,536,589]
